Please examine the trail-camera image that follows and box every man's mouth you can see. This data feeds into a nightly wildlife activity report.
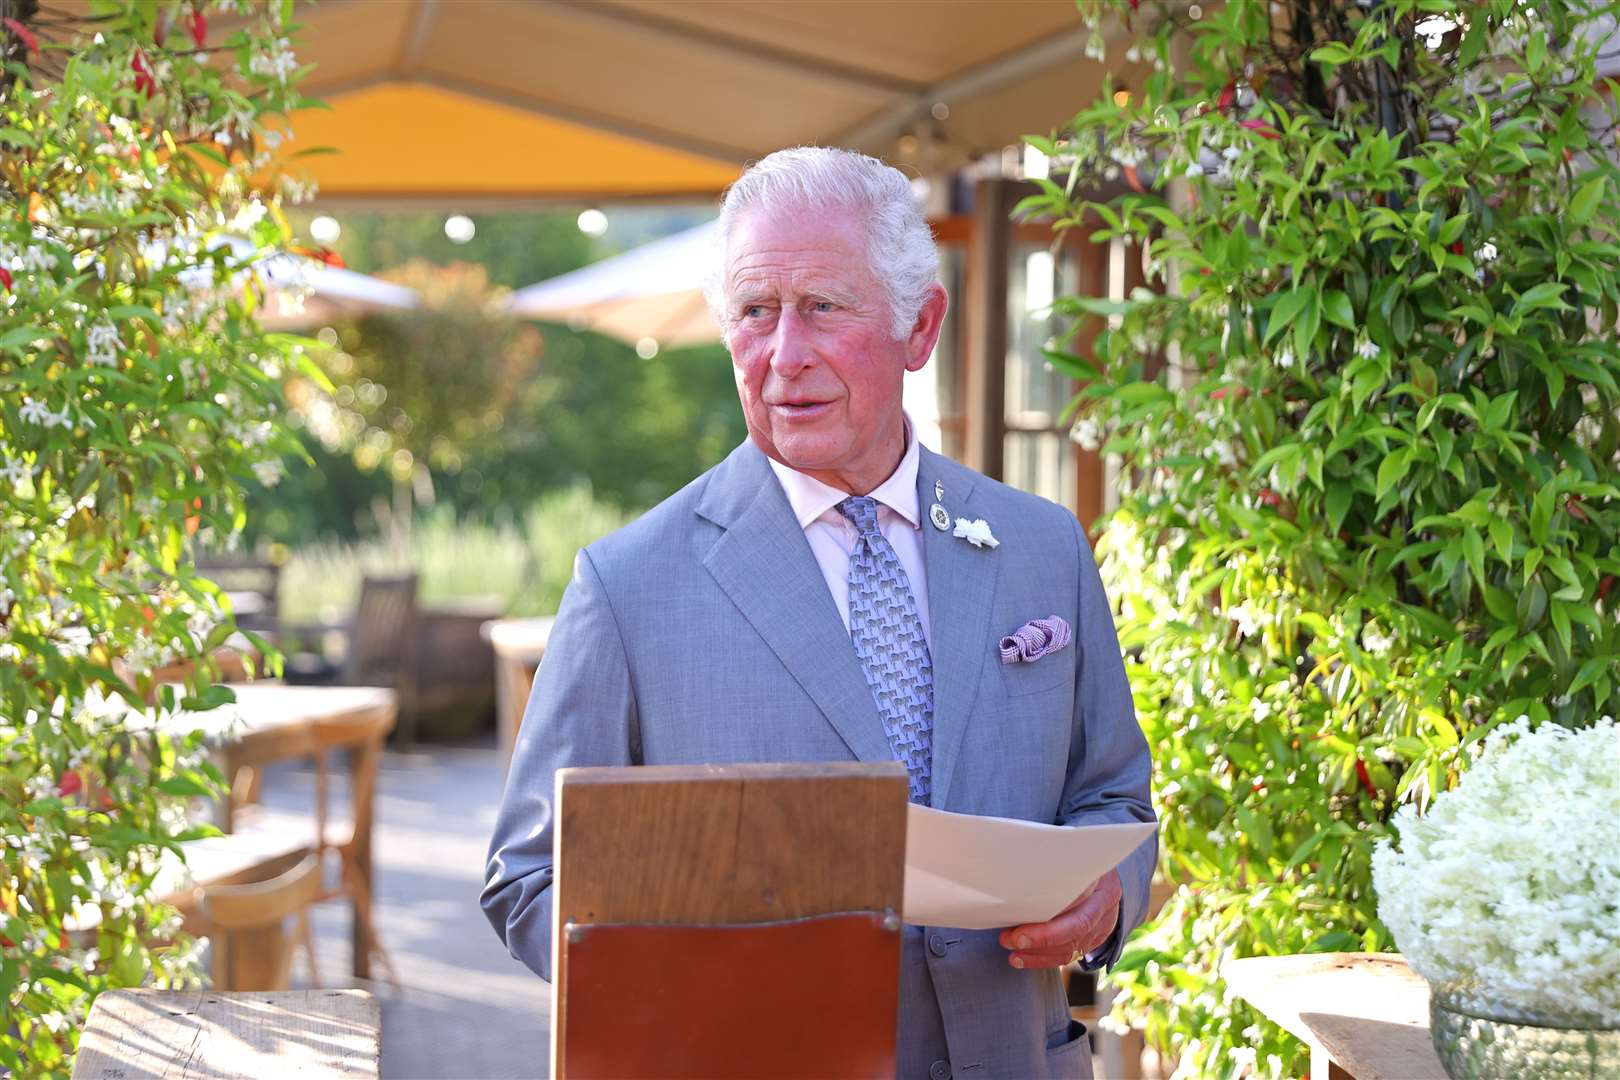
[770,400,833,417]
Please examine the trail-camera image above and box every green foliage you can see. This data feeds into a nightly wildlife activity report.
[276,488,637,625]
[1032,1,1620,1075]
[248,255,745,544]
[1,2,309,1073]
[294,260,546,484]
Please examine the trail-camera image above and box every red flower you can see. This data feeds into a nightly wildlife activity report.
[290,245,346,269]
[1128,0,1140,8]
[1599,575,1615,602]
[132,48,156,98]
[1566,497,1589,523]
[188,9,207,48]
[0,267,12,291]
[1354,759,1376,798]
[1210,386,1250,401]
[57,770,83,798]
[1238,118,1279,140]
[3,17,39,54]
[1257,488,1282,508]
[1218,80,1236,112]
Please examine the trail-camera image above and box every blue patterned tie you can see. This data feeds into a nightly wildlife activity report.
[838,496,934,803]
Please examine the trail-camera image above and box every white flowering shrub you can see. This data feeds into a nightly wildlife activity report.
[1373,718,1620,1021]
[2,2,314,1073]
[1024,0,1620,1075]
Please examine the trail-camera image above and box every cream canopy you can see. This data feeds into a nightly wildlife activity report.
[268,0,1129,203]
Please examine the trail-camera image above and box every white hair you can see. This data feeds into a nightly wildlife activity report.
[704,146,938,340]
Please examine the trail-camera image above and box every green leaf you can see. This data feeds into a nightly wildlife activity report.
[1488,517,1513,564]
[1325,484,1353,535]
[1321,290,1355,329]
[1517,576,1548,631]
[1569,177,1606,227]
[1266,288,1312,345]
[1375,449,1412,501]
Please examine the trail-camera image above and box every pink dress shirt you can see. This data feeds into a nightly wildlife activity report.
[764,423,933,648]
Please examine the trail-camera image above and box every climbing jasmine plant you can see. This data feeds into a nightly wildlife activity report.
[2,1,317,1073]
[1028,0,1620,1075]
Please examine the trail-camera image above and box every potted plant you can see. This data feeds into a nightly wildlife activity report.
[1373,718,1619,1077]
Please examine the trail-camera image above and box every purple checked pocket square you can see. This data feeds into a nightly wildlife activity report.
[999,615,1072,664]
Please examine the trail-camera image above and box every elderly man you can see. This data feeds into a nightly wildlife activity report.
[483,147,1155,1079]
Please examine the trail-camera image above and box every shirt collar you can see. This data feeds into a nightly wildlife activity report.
[766,415,922,531]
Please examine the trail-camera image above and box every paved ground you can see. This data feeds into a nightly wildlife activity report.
[261,738,551,1080]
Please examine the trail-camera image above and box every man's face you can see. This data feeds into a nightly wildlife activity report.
[722,205,937,495]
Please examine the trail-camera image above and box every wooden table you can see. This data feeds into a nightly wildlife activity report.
[482,616,554,768]
[1224,953,1447,1080]
[72,989,379,1079]
[169,684,397,980]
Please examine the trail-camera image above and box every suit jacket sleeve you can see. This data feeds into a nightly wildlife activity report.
[1059,512,1157,970]
[480,546,638,982]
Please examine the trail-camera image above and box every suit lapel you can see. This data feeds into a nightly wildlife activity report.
[698,444,896,765]
[917,448,1000,809]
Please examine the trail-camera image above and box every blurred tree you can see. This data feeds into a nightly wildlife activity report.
[294,209,593,291]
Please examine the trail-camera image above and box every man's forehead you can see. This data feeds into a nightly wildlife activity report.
[724,207,870,288]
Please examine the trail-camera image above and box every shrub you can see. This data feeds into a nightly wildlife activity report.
[1027,0,1620,1074]
[2,2,310,1072]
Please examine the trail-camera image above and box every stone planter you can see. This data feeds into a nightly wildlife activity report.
[1430,982,1620,1080]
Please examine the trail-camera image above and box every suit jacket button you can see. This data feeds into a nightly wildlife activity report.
[927,932,948,957]
[929,1061,951,1080]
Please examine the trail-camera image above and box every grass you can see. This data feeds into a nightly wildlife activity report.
[277,486,636,624]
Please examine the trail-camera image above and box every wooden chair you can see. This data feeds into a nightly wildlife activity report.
[286,573,419,743]
[194,553,284,642]
[309,704,398,985]
[182,846,323,991]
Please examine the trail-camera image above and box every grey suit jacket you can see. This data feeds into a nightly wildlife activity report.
[483,440,1156,1080]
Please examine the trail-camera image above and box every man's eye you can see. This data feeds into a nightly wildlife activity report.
[743,305,768,318]
[811,301,835,312]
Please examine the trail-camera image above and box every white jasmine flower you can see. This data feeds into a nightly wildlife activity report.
[249,38,298,82]
[1476,240,1498,263]
[1373,719,1620,1020]
[251,459,284,487]
[86,320,122,367]
[1185,162,1204,179]
[1212,440,1237,468]
[952,517,1000,549]
[1071,417,1103,451]
[19,397,60,427]
[1,454,38,485]
[1356,338,1380,359]
[1275,347,1296,370]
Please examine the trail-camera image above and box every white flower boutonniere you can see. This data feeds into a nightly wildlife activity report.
[952,517,999,549]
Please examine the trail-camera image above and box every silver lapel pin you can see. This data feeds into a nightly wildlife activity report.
[934,479,945,501]
[929,503,951,531]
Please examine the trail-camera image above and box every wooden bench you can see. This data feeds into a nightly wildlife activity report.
[72,988,379,1079]
[1223,953,1446,1080]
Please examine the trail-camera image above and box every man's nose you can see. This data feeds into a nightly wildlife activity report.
[767,306,814,379]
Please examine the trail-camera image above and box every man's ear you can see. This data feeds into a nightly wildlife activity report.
[904,283,949,372]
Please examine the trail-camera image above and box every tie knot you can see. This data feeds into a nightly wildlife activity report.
[837,496,883,538]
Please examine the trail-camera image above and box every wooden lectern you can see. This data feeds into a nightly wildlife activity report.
[552,761,909,1079]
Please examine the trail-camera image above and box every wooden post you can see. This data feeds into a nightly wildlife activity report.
[552,762,908,1079]
[965,178,1010,480]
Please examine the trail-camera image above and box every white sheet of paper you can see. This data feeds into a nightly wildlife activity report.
[903,804,1156,930]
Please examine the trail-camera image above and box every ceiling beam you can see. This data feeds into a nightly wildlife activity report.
[394,0,440,70]
[536,0,921,96]
[832,23,1126,152]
